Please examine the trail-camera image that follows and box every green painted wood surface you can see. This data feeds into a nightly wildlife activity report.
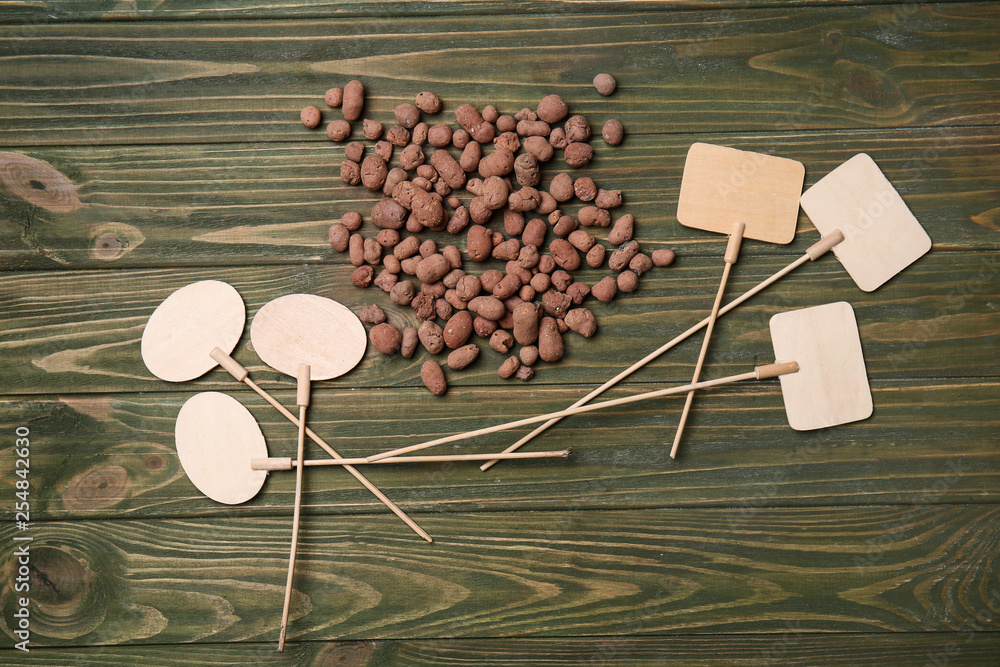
[0,507,998,646]
[7,634,1000,666]
[2,126,998,270]
[0,5,998,147]
[1,0,998,661]
[1,378,997,521]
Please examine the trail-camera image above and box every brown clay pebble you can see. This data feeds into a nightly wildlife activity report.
[467,225,494,261]
[390,280,416,306]
[415,91,442,114]
[498,356,520,379]
[341,160,361,185]
[522,136,554,162]
[447,344,480,370]
[361,155,388,192]
[469,295,505,321]
[427,124,453,147]
[565,142,594,168]
[565,308,597,337]
[372,199,407,230]
[515,364,535,382]
[566,281,590,305]
[325,88,344,107]
[549,239,581,271]
[490,329,514,353]
[329,224,349,251]
[520,345,539,367]
[363,237,382,264]
[473,316,498,338]
[351,265,374,287]
[568,229,596,252]
[564,115,591,143]
[595,189,622,209]
[420,360,448,395]
[452,129,471,149]
[602,119,625,146]
[630,253,653,276]
[549,172,574,201]
[593,73,617,96]
[443,310,473,348]
[549,127,568,149]
[513,302,541,345]
[579,206,611,227]
[609,240,641,271]
[300,105,321,129]
[348,233,364,266]
[416,253,451,283]
[455,104,495,143]
[608,214,634,244]
[327,120,351,142]
[592,276,618,302]
[617,270,639,293]
[652,248,676,266]
[339,211,362,231]
[401,326,419,358]
[418,320,445,354]
[574,177,597,201]
[376,229,400,248]
[395,103,420,129]
[536,94,569,124]
[342,80,365,121]
[363,119,384,140]
[430,149,466,189]
[375,141,394,163]
[358,304,387,324]
[375,270,397,292]
[586,244,606,268]
[370,322,402,354]
[386,124,411,147]
[399,144,425,170]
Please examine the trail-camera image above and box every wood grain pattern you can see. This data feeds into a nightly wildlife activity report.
[5,633,1000,666]
[1,255,996,397]
[0,506,997,646]
[1,127,996,271]
[2,378,997,521]
[0,6,998,147]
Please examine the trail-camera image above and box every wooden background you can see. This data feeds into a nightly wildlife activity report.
[2,1,998,665]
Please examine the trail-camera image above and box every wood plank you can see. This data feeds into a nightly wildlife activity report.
[0,254,995,396]
[7,633,1000,666]
[1,0,981,23]
[0,506,997,645]
[4,126,995,271]
[3,378,997,521]
[0,5,998,146]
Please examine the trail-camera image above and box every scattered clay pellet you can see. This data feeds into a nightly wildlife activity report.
[593,73,617,96]
[452,128,471,149]
[455,274,482,301]
[536,94,569,124]
[518,345,538,366]
[401,326,419,358]
[522,136,554,162]
[358,304,387,324]
[565,142,594,168]
[494,131,520,153]
[386,124,411,147]
[415,91,442,114]
[328,120,352,142]
[592,276,618,302]
[490,330,514,354]
[352,265,374,287]
[574,177,597,201]
[363,119,383,141]
[363,237,382,265]
[416,254,451,283]
[455,104,495,143]
[652,248,676,266]
[498,355,520,379]
[375,141,394,164]
[411,292,435,320]
[482,104,499,123]
[395,103,420,129]
[469,295,505,321]
[512,302,541,345]
[568,229,596,252]
[301,105,321,128]
[517,119,550,137]
[348,233,365,266]
[325,88,344,107]
[595,189,622,209]
[447,344,480,370]
[549,127,568,149]
[579,206,611,227]
[372,199,407,230]
[473,316,497,338]
[630,253,653,276]
[608,214,634,244]
[550,270,573,292]
[542,289,572,318]
[418,320,445,354]
[329,224,350,251]
[548,172,574,201]
[361,155,389,192]
[421,359,447,395]
[549,239,581,271]
[467,225,494,261]
[344,141,365,162]
[478,148,515,178]
[617,270,639,293]
[515,364,535,382]
[565,308,597,337]
[609,239,641,271]
[443,310,473,348]
[564,115,591,143]
[370,322,402,354]
[390,280,416,306]
[341,160,361,185]
[602,119,625,146]
[566,282,590,304]
[375,270,397,292]
[342,80,365,121]
[436,298,453,320]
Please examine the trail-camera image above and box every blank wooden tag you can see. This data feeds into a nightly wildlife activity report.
[250,294,367,380]
[677,142,804,244]
[769,301,873,431]
[175,392,268,504]
[799,153,931,292]
[142,280,245,382]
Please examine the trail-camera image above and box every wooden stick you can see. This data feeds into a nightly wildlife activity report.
[210,348,433,543]
[367,362,798,462]
[278,364,310,653]
[252,449,572,471]
[670,222,744,459]
[478,230,844,472]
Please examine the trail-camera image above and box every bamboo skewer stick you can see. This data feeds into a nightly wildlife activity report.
[366,362,799,462]
[278,364,310,653]
[670,222,744,459]
[252,449,572,471]
[210,348,433,543]
[478,230,844,472]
